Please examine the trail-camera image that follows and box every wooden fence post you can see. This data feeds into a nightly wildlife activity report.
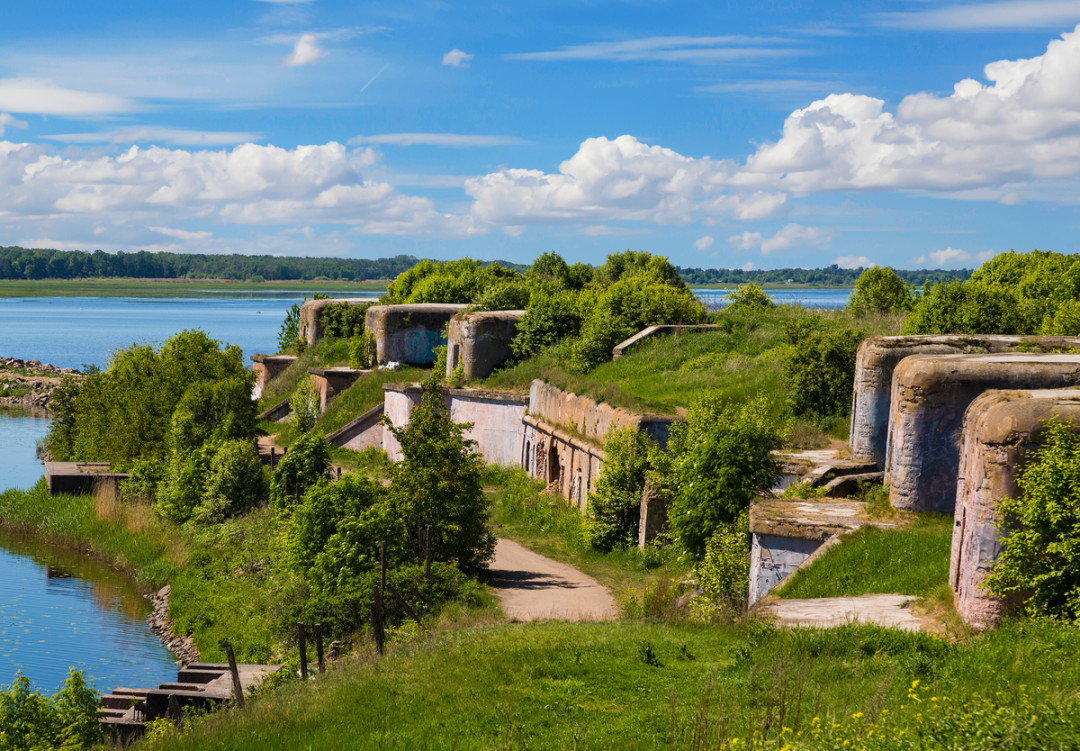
[225,642,245,709]
[314,623,325,673]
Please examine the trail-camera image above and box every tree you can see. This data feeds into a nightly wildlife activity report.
[385,375,495,574]
[847,266,913,316]
[724,283,774,311]
[584,427,654,551]
[786,327,865,420]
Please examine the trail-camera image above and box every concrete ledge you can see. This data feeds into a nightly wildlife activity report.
[45,462,129,495]
[307,367,370,412]
[529,379,675,447]
[612,324,719,359]
[258,398,291,422]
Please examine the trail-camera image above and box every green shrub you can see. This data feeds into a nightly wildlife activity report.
[986,420,1080,618]
[511,290,585,358]
[289,379,320,434]
[0,669,103,750]
[278,301,302,352]
[725,282,774,310]
[319,301,371,339]
[903,280,1027,335]
[569,314,634,374]
[155,444,214,523]
[786,327,865,420]
[472,280,531,311]
[348,328,376,369]
[196,439,268,523]
[694,512,750,614]
[270,433,331,509]
[385,376,495,575]
[665,394,782,559]
[169,377,257,455]
[585,427,655,551]
[847,266,913,316]
[1039,299,1080,336]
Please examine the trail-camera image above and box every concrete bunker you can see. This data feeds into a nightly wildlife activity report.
[850,335,1080,467]
[445,310,526,380]
[250,354,297,400]
[365,304,466,366]
[950,387,1080,629]
[307,366,370,412]
[298,298,374,347]
[886,352,1080,514]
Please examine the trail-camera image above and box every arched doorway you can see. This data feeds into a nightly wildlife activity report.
[548,443,561,486]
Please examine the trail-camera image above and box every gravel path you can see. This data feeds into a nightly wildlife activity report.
[488,538,618,622]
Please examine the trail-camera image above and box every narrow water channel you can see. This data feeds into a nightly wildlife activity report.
[0,409,177,693]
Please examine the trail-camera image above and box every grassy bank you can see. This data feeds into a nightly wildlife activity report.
[136,617,1080,750]
[0,279,386,298]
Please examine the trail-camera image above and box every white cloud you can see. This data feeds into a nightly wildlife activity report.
[0,139,481,248]
[581,224,651,236]
[282,33,325,67]
[727,223,833,254]
[352,133,524,148]
[834,255,875,269]
[999,191,1023,205]
[0,113,27,137]
[0,78,134,115]
[911,247,998,267]
[741,261,755,271]
[693,235,715,251]
[46,127,260,147]
[879,1,1080,31]
[505,35,801,64]
[442,49,474,67]
[148,226,213,241]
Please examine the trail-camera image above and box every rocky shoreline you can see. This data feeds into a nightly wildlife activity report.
[0,356,82,410]
[147,584,201,666]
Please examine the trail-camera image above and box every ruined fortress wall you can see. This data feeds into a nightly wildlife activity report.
[528,380,674,448]
[522,416,604,511]
[365,304,466,366]
[951,388,1080,628]
[446,310,525,380]
[298,298,373,347]
[849,335,1080,466]
[382,384,424,461]
[448,388,528,466]
[887,353,1080,513]
[250,355,296,400]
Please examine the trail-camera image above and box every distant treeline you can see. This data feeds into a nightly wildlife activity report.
[676,264,972,287]
[0,245,970,286]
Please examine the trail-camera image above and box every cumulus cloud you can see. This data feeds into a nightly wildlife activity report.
[442,49,474,67]
[0,78,134,115]
[835,255,875,269]
[352,133,523,147]
[739,26,1080,193]
[0,139,480,246]
[693,235,715,251]
[727,223,833,254]
[911,247,997,267]
[283,33,325,67]
[0,113,27,137]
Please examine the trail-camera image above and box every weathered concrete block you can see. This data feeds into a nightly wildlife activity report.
[308,367,369,412]
[951,388,1080,628]
[365,304,467,365]
[748,497,875,604]
[298,298,373,347]
[612,324,719,359]
[528,380,674,448]
[446,310,525,380]
[850,335,1080,466]
[887,353,1080,513]
[250,354,296,400]
[44,462,129,496]
[638,481,666,549]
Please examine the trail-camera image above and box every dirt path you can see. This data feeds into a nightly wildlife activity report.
[488,538,618,622]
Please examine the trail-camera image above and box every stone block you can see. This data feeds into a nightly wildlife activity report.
[950,387,1080,628]
[298,298,373,347]
[250,354,296,400]
[850,335,1080,466]
[365,304,467,365]
[887,353,1080,513]
[446,310,525,380]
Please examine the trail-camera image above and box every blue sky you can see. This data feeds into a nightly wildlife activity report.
[3,1,1080,269]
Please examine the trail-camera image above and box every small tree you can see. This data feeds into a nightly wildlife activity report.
[724,283,774,311]
[786,327,865,420]
[385,375,495,574]
[585,427,655,551]
[848,266,913,316]
[270,433,331,510]
[290,380,320,433]
[986,420,1080,618]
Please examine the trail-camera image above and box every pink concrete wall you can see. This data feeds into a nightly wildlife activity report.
[448,390,527,466]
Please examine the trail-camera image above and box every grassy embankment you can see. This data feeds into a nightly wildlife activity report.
[0,279,386,298]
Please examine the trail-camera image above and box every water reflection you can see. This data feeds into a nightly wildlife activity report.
[0,528,177,694]
[0,408,50,491]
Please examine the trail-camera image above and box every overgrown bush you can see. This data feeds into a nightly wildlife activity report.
[585,427,655,551]
[987,420,1080,618]
[289,379,320,434]
[724,282,774,310]
[270,433,331,509]
[320,301,371,339]
[847,266,913,316]
[348,328,377,369]
[511,290,585,359]
[1039,299,1080,336]
[664,394,782,559]
[196,439,268,523]
[569,314,634,374]
[693,512,750,616]
[785,326,865,420]
[0,669,103,750]
[903,281,1027,335]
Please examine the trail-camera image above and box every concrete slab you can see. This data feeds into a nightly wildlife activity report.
[761,594,927,632]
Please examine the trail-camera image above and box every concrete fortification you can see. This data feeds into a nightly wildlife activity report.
[446,310,525,380]
[365,304,466,366]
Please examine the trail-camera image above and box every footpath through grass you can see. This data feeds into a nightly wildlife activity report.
[136,618,1080,750]
[777,514,953,601]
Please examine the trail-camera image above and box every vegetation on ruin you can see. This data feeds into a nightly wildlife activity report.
[776,514,953,602]
[132,618,1080,750]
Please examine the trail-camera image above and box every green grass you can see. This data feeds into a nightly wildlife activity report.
[136,618,1080,750]
[486,467,688,604]
[0,279,385,298]
[480,306,904,419]
[776,514,954,600]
